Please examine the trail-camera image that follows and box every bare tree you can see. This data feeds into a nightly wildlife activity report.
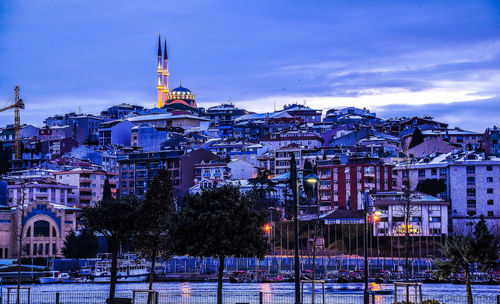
[14,179,29,304]
[398,159,420,282]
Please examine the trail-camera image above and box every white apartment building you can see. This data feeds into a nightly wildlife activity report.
[369,191,449,237]
[8,180,77,207]
[52,169,117,206]
[394,151,500,234]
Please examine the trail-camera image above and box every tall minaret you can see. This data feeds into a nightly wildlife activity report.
[162,38,170,104]
[156,34,164,108]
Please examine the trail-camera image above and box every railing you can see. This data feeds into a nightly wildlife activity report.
[2,291,498,304]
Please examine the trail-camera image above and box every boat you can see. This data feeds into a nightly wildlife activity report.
[39,271,72,284]
[92,253,149,283]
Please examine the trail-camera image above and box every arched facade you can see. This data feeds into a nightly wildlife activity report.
[0,200,78,258]
[23,215,61,257]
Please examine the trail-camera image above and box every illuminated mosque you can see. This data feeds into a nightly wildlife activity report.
[156,35,198,110]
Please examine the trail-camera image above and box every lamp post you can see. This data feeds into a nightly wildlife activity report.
[304,173,320,304]
[363,191,382,304]
[290,154,301,304]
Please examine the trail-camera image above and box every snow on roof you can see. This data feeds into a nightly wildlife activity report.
[128,113,208,122]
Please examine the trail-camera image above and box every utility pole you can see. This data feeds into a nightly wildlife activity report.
[290,154,300,304]
[363,191,369,304]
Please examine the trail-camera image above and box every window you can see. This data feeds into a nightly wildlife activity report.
[430,217,441,222]
[33,244,37,256]
[418,169,425,177]
[467,210,476,217]
[466,177,475,186]
[52,243,56,255]
[466,166,475,174]
[487,177,493,183]
[34,221,50,237]
[466,188,476,197]
[467,200,476,208]
[487,199,494,205]
[439,168,447,175]
[392,216,405,222]
[487,188,494,194]
[487,165,493,171]
[430,228,441,234]
[431,168,437,176]
[412,217,421,222]
[488,211,494,217]
[430,205,441,211]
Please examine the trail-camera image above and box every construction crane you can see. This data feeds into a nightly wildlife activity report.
[0,85,24,160]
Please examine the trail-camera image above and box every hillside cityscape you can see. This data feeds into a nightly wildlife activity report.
[1,8,500,303]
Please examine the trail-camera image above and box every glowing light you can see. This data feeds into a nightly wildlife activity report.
[264,224,271,232]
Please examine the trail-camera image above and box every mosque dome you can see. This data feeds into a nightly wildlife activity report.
[165,85,197,108]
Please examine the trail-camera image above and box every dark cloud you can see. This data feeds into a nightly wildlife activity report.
[376,98,500,132]
[0,0,499,129]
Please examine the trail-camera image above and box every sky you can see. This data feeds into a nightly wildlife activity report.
[1,1,499,131]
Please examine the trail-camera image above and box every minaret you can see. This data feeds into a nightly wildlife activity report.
[162,37,170,104]
[156,34,164,108]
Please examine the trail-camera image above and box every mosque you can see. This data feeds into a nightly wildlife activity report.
[156,35,198,111]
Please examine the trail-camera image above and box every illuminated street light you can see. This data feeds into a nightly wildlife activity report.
[304,173,320,184]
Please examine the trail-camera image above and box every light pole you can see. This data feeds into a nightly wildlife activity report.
[290,154,300,304]
[363,191,382,304]
[304,173,320,304]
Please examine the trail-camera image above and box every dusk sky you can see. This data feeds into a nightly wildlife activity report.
[1,1,499,131]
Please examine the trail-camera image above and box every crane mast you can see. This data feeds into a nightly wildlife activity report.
[0,86,24,162]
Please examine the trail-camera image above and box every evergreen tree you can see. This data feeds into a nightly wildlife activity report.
[409,128,424,149]
[170,185,268,304]
[62,228,99,259]
[103,178,112,199]
[133,170,176,302]
[81,196,140,300]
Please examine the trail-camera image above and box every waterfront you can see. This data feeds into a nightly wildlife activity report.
[1,282,499,304]
[8,281,500,296]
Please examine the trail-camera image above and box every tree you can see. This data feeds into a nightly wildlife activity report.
[171,185,268,304]
[436,216,499,304]
[133,170,176,302]
[416,178,447,197]
[81,196,140,300]
[62,228,99,259]
[409,128,424,149]
[103,178,112,200]
[248,169,277,210]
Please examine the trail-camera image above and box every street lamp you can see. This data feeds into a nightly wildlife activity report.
[363,192,382,304]
[304,173,320,304]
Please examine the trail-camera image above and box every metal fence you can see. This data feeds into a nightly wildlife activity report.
[1,291,499,304]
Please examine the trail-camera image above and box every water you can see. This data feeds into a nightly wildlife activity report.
[9,281,499,296]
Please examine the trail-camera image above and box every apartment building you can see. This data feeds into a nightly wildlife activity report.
[317,157,394,210]
[369,191,449,237]
[52,169,117,206]
[394,151,500,233]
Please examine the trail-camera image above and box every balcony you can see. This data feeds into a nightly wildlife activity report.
[80,178,92,183]
[79,195,92,201]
